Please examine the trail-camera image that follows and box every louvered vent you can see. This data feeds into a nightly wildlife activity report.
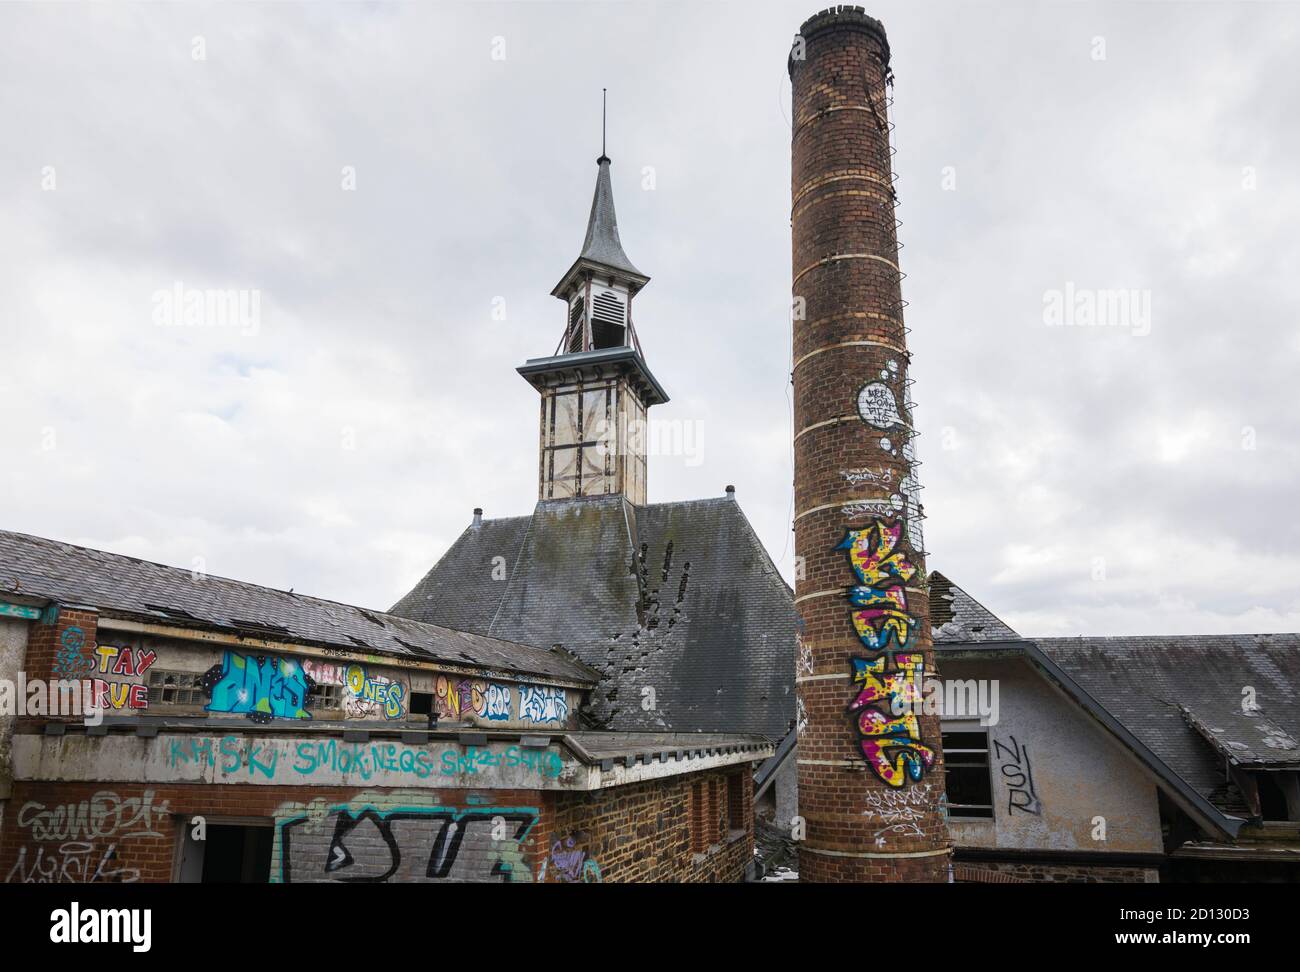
[567,296,585,353]
[591,290,627,349]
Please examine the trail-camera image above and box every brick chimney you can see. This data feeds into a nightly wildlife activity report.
[789,7,951,881]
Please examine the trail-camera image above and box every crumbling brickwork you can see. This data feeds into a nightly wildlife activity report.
[789,6,950,881]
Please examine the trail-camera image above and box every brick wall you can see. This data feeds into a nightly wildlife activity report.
[548,768,754,883]
[789,7,950,881]
[1,767,757,884]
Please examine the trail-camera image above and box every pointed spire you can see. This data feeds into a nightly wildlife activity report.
[579,157,642,277]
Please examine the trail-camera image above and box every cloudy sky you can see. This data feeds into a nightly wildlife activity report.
[2,1,1297,638]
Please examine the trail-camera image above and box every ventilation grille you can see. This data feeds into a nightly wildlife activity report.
[591,291,627,350]
[567,296,585,353]
[592,291,625,327]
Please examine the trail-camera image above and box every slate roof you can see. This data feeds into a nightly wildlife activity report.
[925,573,1300,824]
[1037,635,1300,810]
[929,571,1020,643]
[579,157,642,278]
[0,528,597,685]
[391,494,798,737]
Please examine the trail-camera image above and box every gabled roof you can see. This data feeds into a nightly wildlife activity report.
[391,494,798,737]
[1038,635,1300,794]
[0,528,597,685]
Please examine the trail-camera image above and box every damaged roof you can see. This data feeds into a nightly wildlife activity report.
[391,494,798,737]
[929,571,1020,643]
[0,528,597,685]
[1038,634,1300,808]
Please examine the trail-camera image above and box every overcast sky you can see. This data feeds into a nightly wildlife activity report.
[2,1,1297,638]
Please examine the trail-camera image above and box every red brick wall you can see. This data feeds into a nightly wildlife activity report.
[1,768,757,884]
[547,768,754,883]
[789,8,950,881]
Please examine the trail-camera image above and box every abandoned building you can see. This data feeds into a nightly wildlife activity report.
[1,6,1296,886]
[0,528,771,883]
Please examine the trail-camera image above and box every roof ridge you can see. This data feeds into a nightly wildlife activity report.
[0,526,556,656]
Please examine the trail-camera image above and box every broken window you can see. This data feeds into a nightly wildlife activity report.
[942,729,994,819]
[146,670,207,708]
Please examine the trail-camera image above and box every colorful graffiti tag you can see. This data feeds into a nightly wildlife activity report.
[840,520,934,788]
[52,626,95,679]
[519,684,568,725]
[538,833,602,883]
[202,651,315,723]
[345,664,405,720]
[839,520,917,655]
[276,805,540,883]
[434,676,513,723]
[88,644,156,711]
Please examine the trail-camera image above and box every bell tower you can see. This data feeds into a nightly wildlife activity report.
[518,103,668,505]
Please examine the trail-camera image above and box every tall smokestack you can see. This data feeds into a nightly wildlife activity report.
[789,7,951,881]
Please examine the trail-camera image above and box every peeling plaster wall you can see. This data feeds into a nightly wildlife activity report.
[944,657,1163,854]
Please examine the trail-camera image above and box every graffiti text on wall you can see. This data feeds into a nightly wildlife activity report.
[538,834,602,883]
[436,676,512,722]
[6,791,169,885]
[202,651,314,723]
[277,805,539,883]
[346,664,405,720]
[90,643,157,711]
[164,735,565,783]
[52,626,95,679]
[519,684,568,724]
[993,735,1042,815]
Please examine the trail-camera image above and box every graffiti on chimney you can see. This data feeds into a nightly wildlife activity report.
[840,519,935,787]
[202,651,315,723]
[276,805,540,883]
[840,466,893,488]
[519,684,569,724]
[848,652,935,787]
[856,381,904,431]
[539,833,602,883]
[993,735,1042,815]
[840,520,918,654]
[862,783,933,843]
